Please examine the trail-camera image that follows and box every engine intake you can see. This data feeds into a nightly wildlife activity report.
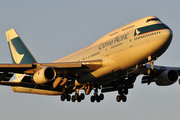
[155,70,179,86]
[33,67,56,84]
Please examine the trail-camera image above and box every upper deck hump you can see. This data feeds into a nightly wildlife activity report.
[90,16,161,47]
[54,16,162,62]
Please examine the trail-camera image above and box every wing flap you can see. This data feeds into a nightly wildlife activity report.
[0,72,14,81]
[0,64,34,68]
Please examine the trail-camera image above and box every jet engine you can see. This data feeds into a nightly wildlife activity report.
[155,70,179,86]
[142,70,179,86]
[33,67,56,84]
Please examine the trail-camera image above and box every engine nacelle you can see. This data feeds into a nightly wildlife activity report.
[33,67,56,84]
[155,70,179,86]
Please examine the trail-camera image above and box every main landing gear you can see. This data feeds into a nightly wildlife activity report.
[60,87,105,103]
[90,93,104,103]
[59,81,131,103]
[60,94,71,102]
[71,93,85,102]
[116,88,128,102]
[60,93,85,102]
[90,88,104,103]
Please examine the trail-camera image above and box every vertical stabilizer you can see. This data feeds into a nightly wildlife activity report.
[5,28,37,64]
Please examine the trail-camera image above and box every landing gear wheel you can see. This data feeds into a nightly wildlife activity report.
[122,95,127,102]
[72,96,76,102]
[96,96,100,103]
[100,94,104,100]
[67,95,71,101]
[61,95,66,101]
[80,93,85,100]
[91,96,95,102]
[116,95,121,102]
[94,93,98,100]
[75,93,79,100]
[77,97,81,102]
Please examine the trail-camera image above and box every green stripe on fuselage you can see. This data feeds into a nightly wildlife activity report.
[134,24,169,36]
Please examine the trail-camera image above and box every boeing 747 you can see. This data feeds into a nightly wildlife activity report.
[0,16,177,103]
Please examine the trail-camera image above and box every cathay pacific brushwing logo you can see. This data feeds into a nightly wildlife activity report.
[134,29,141,36]
[7,36,24,64]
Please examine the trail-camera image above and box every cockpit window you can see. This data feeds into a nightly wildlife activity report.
[146,18,161,23]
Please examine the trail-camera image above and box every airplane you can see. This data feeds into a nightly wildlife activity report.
[0,16,177,103]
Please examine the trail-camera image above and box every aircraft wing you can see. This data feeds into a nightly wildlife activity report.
[134,64,180,75]
[130,64,180,85]
[101,63,180,94]
[0,60,102,81]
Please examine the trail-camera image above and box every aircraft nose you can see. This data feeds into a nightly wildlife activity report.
[162,28,173,42]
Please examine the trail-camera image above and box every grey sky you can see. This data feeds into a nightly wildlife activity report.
[0,1,179,120]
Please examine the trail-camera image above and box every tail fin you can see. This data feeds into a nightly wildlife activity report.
[5,28,37,64]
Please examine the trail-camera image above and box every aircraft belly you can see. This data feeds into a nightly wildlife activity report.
[92,71,123,86]
[11,86,63,95]
[77,58,121,84]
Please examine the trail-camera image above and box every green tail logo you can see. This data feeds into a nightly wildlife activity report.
[6,28,37,64]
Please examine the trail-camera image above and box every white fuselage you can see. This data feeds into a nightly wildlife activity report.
[54,16,172,85]
[11,16,173,95]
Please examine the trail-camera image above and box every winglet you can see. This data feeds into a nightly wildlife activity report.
[5,28,37,64]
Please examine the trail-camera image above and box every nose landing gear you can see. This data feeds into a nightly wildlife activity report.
[116,88,128,102]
